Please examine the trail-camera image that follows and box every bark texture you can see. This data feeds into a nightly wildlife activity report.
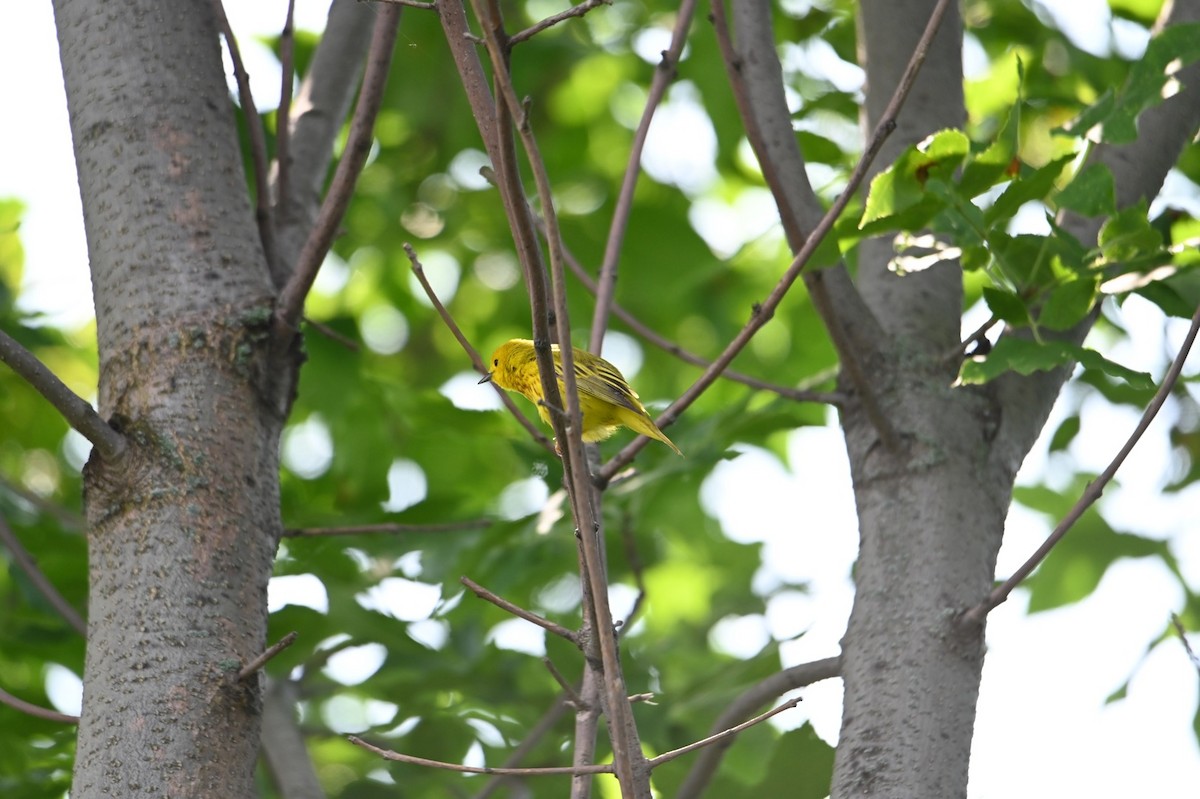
[54,1,286,796]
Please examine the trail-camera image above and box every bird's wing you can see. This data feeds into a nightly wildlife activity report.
[556,359,644,414]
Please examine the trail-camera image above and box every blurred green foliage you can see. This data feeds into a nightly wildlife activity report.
[3,0,1200,796]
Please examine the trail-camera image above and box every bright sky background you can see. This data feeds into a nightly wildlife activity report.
[3,1,1200,796]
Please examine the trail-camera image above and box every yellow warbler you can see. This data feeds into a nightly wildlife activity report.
[480,339,682,455]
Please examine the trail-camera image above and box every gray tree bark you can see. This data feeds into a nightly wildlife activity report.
[53,1,290,795]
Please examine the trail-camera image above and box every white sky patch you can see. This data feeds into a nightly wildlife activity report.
[497,476,550,520]
[598,330,643,382]
[44,663,83,717]
[268,573,329,613]
[323,643,387,686]
[780,38,865,94]
[442,372,505,412]
[406,250,461,308]
[688,187,781,259]
[281,415,334,479]
[357,577,442,621]
[487,618,547,656]
[359,304,409,355]
[709,614,770,659]
[1031,0,1112,57]
[448,148,493,190]
[408,618,450,650]
[641,82,718,196]
[382,458,427,512]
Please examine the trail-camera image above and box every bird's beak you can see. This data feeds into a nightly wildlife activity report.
[478,371,493,385]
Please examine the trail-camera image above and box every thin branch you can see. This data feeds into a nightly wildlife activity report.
[677,657,841,798]
[587,0,698,354]
[1171,614,1200,674]
[647,696,802,768]
[962,300,1200,625]
[302,317,362,351]
[403,243,556,453]
[211,0,278,274]
[0,330,126,461]
[275,0,297,222]
[552,217,842,405]
[239,631,300,680]
[0,685,78,724]
[596,0,956,483]
[376,0,438,7]
[0,513,87,636]
[949,314,1000,362]
[510,0,611,46]
[461,576,579,644]
[275,5,402,333]
[617,513,647,632]
[0,475,84,531]
[470,695,572,799]
[284,519,491,537]
[542,657,583,706]
[348,734,615,775]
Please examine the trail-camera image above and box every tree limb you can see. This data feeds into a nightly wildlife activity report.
[0,513,87,636]
[0,330,126,461]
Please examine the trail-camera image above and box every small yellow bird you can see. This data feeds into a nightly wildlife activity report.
[480,339,682,455]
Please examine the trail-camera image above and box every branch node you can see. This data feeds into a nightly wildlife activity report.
[238,631,299,681]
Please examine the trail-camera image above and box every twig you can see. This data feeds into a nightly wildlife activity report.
[617,513,647,632]
[302,317,361,351]
[0,330,126,461]
[239,631,299,680]
[348,734,615,775]
[275,5,402,333]
[376,0,438,7]
[0,685,78,724]
[0,514,87,636]
[647,696,801,768]
[509,0,610,46]
[470,0,650,790]
[461,576,578,644]
[1171,614,1200,673]
[469,695,572,799]
[211,0,278,274]
[587,0,698,354]
[962,299,1200,625]
[542,657,583,706]
[275,0,297,226]
[403,243,555,453]
[677,656,841,798]
[0,474,84,531]
[550,217,842,405]
[284,519,490,537]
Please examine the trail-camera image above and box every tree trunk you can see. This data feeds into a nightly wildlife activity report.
[54,1,288,795]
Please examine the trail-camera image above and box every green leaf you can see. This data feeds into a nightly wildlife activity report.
[860,129,970,227]
[1054,163,1115,217]
[1039,276,1099,330]
[1098,201,1163,264]
[1064,23,1200,143]
[751,724,835,799]
[982,286,1031,325]
[984,155,1074,226]
[959,336,1153,390]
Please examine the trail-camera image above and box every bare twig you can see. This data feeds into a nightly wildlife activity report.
[0,475,84,531]
[349,734,615,775]
[551,218,842,405]
[284,519,489,537]
[302,317,362,351]
[0,513,87,636]
[588,0,698,354]
[275,0,297,222]
[403,243,556,453]
[211,0,278,273]
[1171,614,1200,673]
[962,300,1200,625]
[276,5,401,333]
[0,685,78,724]
[470,695,572,799]
[648,696,802,767]
[677,657,841,798]
[0,330,126,461]
[239,631,299,680]
[376,0,437,7]
[948,314,1000,362]
[510,0,610,46]
[461,576,579,644]
[542,657,583,706]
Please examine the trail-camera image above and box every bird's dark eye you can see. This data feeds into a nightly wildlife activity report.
[493,358,499,367]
